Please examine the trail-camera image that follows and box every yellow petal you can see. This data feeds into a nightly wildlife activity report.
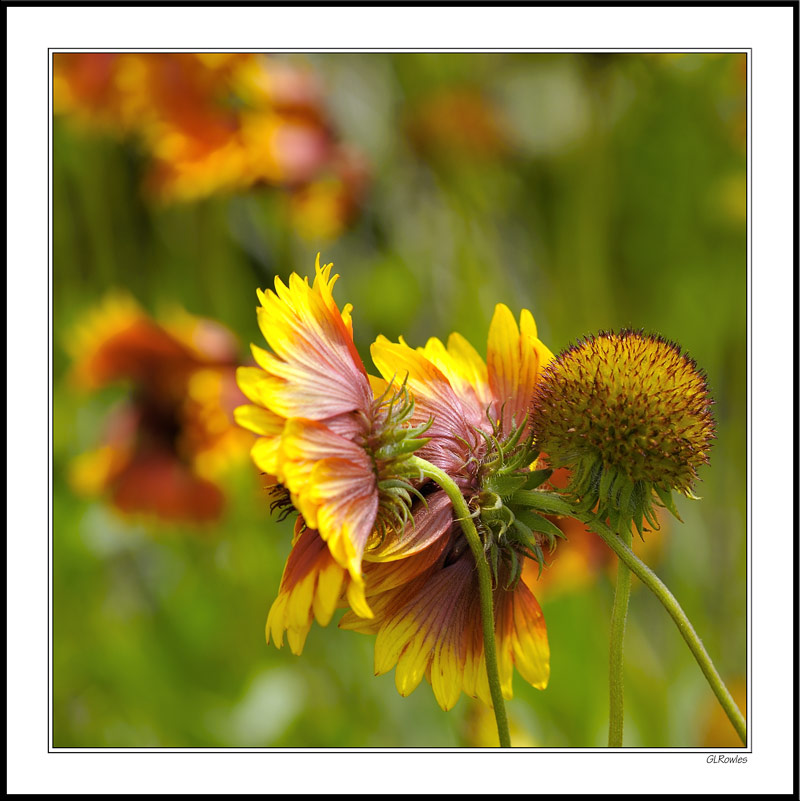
[236,365,273,406]
[487,303,521,405]
[287,570,316,630]
[430,637,464,711]
[345,574,373,619]
[374,613,418,676]
[234,404,285,436]
[394,633,432,697]
[250,436,282,477]
[446,331,493,405]
[287,624,311,656]
[266,593,289,648]
[313,560,346,627]
[511,581,550,690]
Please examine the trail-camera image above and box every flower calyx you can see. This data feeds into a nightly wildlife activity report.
[471,415,567,589]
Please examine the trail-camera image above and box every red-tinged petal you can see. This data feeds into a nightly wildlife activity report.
[371,335,481,473]
[366,490,454,562]
[278,417,369,524]
[276,418,377,614]
[338,592,395,635]
[373,554,472,690]
[364,532,451,595]
[312,460,378,569]
[429,584,470,710]
[419,335,492,417]
[507,578,550,690]
[356,546,549,710]
[250,256,372,420]
[250,338,369,419]
[266,527,348,655]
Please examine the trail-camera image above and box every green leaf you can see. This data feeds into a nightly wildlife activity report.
[483,473,527,498]
[598,466,617,504]
[524,468,552,490]
[510,490,573,516]
[655,486,683,522]
[516,509,564,541]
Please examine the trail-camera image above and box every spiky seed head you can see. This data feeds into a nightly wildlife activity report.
[530,331,715,497]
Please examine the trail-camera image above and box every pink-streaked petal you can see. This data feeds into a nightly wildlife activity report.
[366,490,454,561]
[363,530,452,595]
[266,527,348,655]
[249,257,373,420]
[371,335,481,473]
[311,458,378,567]
[373,554,472,683]
[278,419,377,606]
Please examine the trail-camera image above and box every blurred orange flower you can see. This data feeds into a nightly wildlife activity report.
[405,86,511,163]
[53,52,368,224]
[288,147,370,241]
[68,293,252,524]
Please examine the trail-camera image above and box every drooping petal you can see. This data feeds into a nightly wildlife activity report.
[266,526,348,655]
[338,499,454,635]
[351,546,549,711]
[373,553,474,709]
[366,490,454,562]
[277,418,377,617]
[505,578,550,690]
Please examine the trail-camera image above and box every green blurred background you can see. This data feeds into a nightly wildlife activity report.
[52,52,747,748]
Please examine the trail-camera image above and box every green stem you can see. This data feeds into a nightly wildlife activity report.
[608,527,632,747]
[580,513,747,745]
[409,455,511,748]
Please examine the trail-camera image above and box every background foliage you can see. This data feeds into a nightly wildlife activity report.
[53,52,747,748]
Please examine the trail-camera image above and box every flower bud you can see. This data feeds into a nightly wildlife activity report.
[530,331,715,533]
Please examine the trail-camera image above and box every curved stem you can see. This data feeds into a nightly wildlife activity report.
[409,456,511,748]
[608,527,632,747]
[580,513,747,745]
